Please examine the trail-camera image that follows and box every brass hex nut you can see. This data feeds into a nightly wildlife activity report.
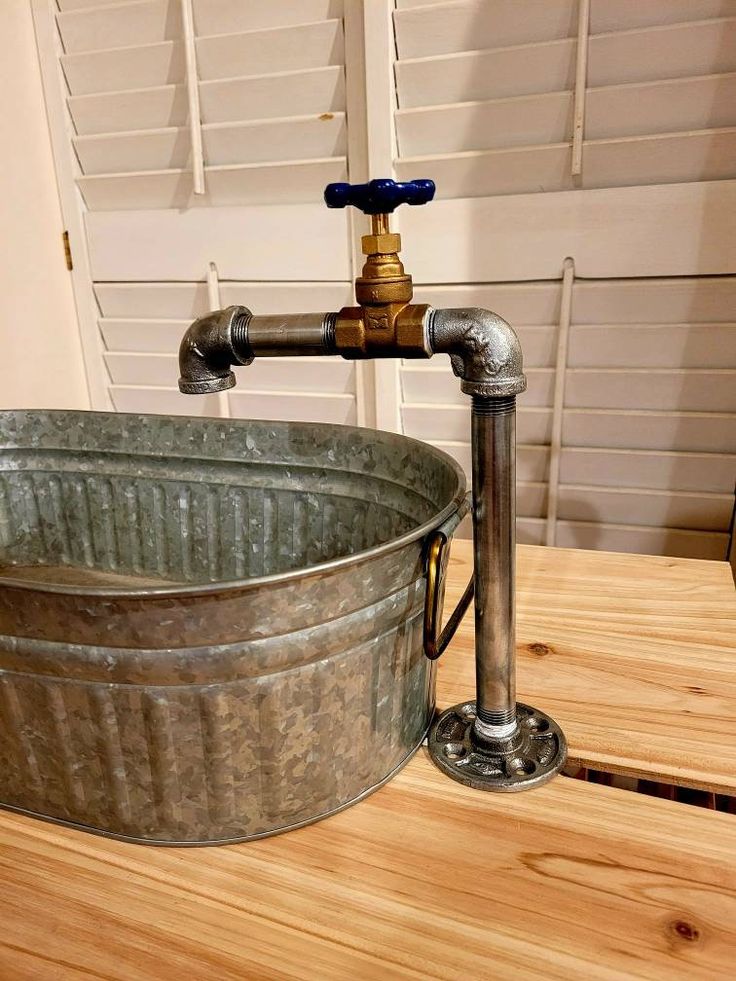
[361,232,401,255]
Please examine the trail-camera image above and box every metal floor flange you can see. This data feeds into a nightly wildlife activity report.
[428,702,567,791]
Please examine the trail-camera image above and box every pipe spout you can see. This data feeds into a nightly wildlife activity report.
[429,307,527,398]
[178,306,252,395]
[179,307,338,394]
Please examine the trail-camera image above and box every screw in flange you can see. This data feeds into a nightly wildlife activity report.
[427,701,567,792]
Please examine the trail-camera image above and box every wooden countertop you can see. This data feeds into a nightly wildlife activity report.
[443,542,736,794]
[1,544,735,979]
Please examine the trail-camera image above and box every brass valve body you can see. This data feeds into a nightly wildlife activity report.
[334,222,429,359]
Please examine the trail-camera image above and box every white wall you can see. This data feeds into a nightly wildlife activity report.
[0,0,89,410]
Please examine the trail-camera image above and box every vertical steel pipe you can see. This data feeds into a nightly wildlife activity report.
[471,395,518,739]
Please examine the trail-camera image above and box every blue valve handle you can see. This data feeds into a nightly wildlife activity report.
[324,178,435,215]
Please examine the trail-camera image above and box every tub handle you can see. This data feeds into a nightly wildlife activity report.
[424,494,474,661]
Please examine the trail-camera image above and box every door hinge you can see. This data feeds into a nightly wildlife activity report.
[62,230,73,271]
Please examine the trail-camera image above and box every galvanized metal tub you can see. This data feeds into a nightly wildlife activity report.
[0,410,466,844]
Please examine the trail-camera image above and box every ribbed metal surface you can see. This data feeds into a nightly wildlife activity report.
[0,411,466,843]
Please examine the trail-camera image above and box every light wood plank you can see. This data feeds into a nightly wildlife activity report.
[3,543,736,978]
[2,759,735,978]
[443,539,736,785]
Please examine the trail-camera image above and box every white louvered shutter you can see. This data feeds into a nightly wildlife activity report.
[392,0,736,558]
[40,0,359,424]
[394,0,736,197]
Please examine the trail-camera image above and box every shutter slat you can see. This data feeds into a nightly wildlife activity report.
[565,370,736,412]
[58,1,345,55]
[192,0,344,36]
[563,409,736,453]
[402,182,736,281]
[68,66,345,135]
[431,442,550,483]
[61,20,344,96]
[554,521,728,560]
[86,205,350,281]
[396,21,736,111]
[109,384,221,415]
[557,486,733,532]
[569,326,736,368]
[573,277,736,322]
[402,405,552,443]
[105,352,354,392]
[78,158,347,211]
[587,73,736,140]
[416,284,561,323]
[57,0,182,55]
[229,391,356,425]
[199,66,345,124]
[560,447,736,494]
[73,114,346,175]
[69,84,187,135]
[396,92,572,156]
[401,366,554,406]
[196,19,344,81]
[394,1,577,60]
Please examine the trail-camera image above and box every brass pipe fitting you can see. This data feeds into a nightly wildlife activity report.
[333,212,430,359]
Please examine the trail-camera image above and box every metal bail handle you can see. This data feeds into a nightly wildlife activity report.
[324,178,435,214]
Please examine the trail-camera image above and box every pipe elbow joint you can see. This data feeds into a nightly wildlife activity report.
[178,305,252,395]
[429,307,526,398]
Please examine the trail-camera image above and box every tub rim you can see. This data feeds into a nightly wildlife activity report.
[0,410,467,599]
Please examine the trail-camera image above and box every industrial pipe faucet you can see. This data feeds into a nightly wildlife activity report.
[179,179,566,791]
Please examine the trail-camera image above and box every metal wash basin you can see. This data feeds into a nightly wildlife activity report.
[0,409,466,844]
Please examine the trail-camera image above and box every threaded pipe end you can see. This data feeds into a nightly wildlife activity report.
[323,312,338,352]
[471,394,516,415]
[476,706,516,726]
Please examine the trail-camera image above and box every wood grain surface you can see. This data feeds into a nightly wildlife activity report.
[1,755,735,980]
[441,542,736,793]
[1,543,735,979]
